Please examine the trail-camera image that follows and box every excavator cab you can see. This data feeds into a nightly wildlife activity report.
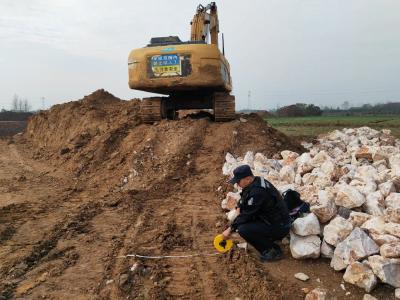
[128,2,235,122]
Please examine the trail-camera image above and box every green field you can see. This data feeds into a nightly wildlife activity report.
[265,115,400,140]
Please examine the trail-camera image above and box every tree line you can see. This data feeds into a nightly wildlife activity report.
[0,94,33,121]
[272,101,400,117]
[10,94,32,112]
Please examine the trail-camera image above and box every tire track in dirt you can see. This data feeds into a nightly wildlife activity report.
[0,199,102,299]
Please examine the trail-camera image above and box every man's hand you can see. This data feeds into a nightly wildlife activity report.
[222,227,231,239]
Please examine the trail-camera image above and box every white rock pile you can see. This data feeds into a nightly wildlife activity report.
[221,127,400,293]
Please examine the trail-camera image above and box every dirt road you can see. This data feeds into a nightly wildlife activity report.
[0,90,395,299]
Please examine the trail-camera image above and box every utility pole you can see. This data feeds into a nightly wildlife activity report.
[247,90,251,112]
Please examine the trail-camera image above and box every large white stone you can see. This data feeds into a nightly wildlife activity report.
[265,170,280,183]
[373,159,388,172]
[379,181,396,197]
[378,169,392,184]
[243,151,255,168]
[302,172,317,186]
[349,212,372,227]
[355,165,380,182]
[221,192,240,210]
[296,153,313,175]
[328,129,349,141]
[349,179,378,196]
[294,272,310,281]
[389,154,400,177]
[279,165,296,184]
[385,207,400,223]
[253,153,269,173]
[281,150,299,166]
[289,231,321,259]
[357,180,378,196]
[363,294,378,300]
[292,213,321,236]
[323,216,353,246]
[313,173,334,189]
[384,223,400,238]
[343,262,377,293]
[380,242,400,258]
[311,151,331,168]
[226,209,239,222]
[265,159,282,172]
[368,255,400,288]
[321,240,334,258]
[364,191,385,216]
[336,185,366,209]
[361,217,386,235]
[311,190,337,223]
[369,233,400,246]
[222,153,240,175]
[385,193,400,210]
[320,160,339,180]
[297,185,319,205]
[305,288,334,300]
[293,173,301,185]
[331,227,379,271]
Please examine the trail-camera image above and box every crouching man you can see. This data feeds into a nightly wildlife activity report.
[221,165,291,261]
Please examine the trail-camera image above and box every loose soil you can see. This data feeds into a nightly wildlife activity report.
[0,90,395,299]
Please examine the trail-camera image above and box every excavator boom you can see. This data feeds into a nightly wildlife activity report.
[191,2,219,45]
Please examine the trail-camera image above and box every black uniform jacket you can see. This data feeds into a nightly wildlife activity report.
[231,176,290,231]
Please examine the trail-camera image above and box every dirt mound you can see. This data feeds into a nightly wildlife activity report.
[25,89,140,153]
[1,90,310,299]
[23,90,302,192]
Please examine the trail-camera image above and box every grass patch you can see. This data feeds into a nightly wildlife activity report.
[265,116,400,140]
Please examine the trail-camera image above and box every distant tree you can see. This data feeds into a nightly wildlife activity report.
[305,104,322,116]
[23,99,31,112]
[341,101,350,110]
[277,103,322,117]
[12,94,19,111]
[10,94,31,112]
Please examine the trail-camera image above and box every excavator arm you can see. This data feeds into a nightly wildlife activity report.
[190,2,219,46]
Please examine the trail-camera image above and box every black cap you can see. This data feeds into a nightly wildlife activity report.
[229,165,253,184]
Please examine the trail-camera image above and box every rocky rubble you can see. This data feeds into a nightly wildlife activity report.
[221,127,400,293]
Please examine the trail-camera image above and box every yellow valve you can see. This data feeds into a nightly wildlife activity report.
[213,234,233,253]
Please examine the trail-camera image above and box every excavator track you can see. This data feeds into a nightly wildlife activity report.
[140,97,166,123]
[213,93,235,122]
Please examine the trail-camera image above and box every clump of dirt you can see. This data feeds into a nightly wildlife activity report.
[222,249,301,299]
[159,221,193,251]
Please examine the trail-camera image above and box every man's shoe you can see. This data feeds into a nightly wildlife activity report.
[260,247,283,262]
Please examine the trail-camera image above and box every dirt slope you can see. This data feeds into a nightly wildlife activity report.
[0,90,394,300]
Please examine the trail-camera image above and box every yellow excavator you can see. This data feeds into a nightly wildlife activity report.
[128,2,235,122]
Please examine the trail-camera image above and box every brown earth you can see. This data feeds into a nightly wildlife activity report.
[0,90,396,299]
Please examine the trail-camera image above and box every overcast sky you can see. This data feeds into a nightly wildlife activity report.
[0,0,399,111]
